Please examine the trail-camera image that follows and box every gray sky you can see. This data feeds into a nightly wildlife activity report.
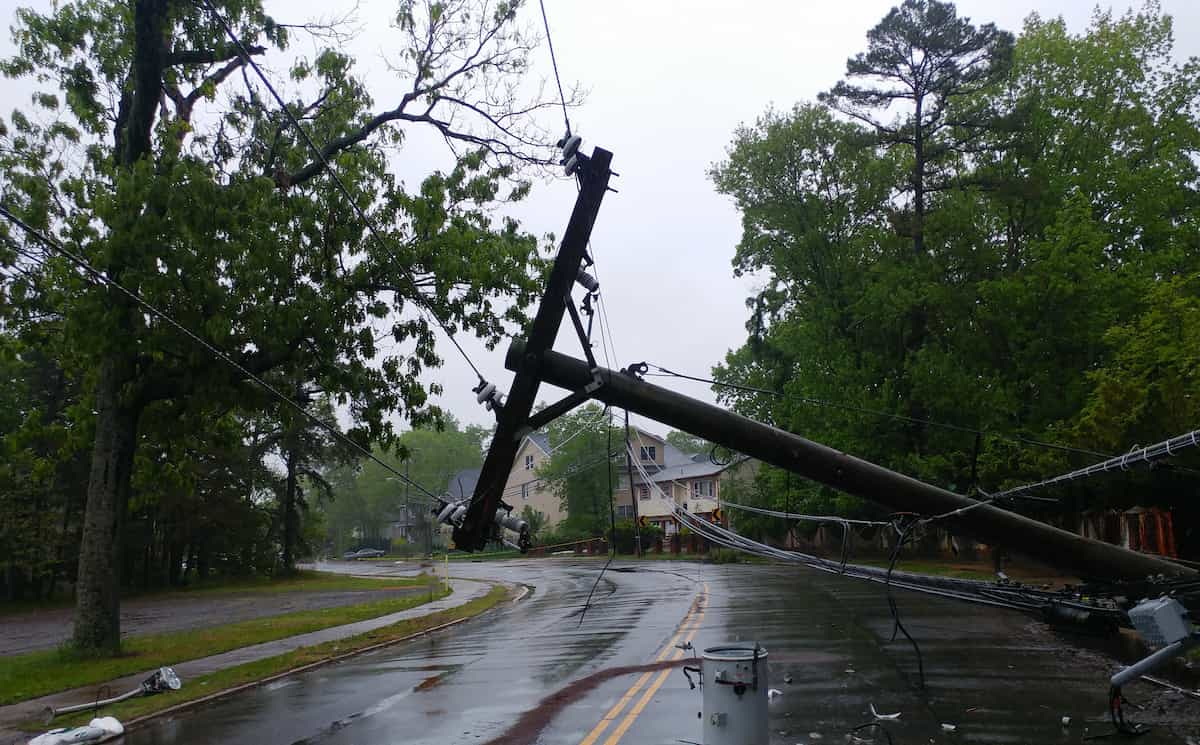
[3,0,1198,440]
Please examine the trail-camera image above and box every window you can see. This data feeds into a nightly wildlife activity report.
[692,480,713,498]
[521,483,529,500]
[638,484,650,500]
[524,454,534,470]
[639,446,656,462]
[616,504,634,519]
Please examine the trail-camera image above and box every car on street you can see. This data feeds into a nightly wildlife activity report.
[342,548,386,560]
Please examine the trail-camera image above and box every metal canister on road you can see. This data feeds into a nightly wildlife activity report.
[695,644,769,745]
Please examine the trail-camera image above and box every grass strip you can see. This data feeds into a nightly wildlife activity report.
[45,585,512,730]
[0,581,446,705]
[0,570,424,617]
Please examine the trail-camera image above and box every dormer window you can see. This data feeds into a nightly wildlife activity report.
[524,454,534,470]
[639,446,656,462]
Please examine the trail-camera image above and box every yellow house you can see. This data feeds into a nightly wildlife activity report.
[502,432,567,527]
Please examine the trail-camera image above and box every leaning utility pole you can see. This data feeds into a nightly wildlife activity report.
[452,140,615,552]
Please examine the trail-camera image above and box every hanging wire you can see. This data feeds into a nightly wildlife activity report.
[578,405,615,626]
[643,363,1150,461]
[987,428,1200,500]
[198,0,486,383]
[537,0,572,137]
[0,206,443,502]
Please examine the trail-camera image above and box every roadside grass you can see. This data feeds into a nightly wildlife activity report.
[0,570,421,617]
[855,559,995,581]
[0,581,447,706]
[46,585,512,730]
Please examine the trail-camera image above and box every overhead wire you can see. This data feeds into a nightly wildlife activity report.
[0,204,443,503]
[198,0,487,383]
[643,363,1151,461]
[536,0,572,137]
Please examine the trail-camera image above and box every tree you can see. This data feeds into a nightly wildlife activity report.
[666,430,711,456]
[820,0,1013,254]
[1,0,562,652]
[536,404,618,536]
[322,416,487,553]
[708,2,1200,547]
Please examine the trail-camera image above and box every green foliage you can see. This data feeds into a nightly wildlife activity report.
[665,430,710,455]
[536,404,619,536]
[712,2,1200,537]
[610,519,662,554]
[0,0,557,635]
[320,416,487,553]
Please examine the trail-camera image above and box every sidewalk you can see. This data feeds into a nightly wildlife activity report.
[0,578,495,740]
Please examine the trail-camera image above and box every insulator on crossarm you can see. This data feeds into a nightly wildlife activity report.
[576,269,599,293]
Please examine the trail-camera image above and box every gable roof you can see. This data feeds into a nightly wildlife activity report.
[526,432,551,455]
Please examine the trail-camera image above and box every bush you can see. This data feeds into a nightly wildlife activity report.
[706,548,742,564]
[610,520,664,554]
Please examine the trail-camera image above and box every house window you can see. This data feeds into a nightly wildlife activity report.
[639,446,656,461]
[524,454,534,470]
[616,504,633,518]
[639,484,650,500]
[692,480,713,498]
[521,483,529,500]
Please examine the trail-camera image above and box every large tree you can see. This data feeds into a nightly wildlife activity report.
[1,0,562,651]
[820,0,1013,254]
[711,3,1200,533]
[536,404,618,537]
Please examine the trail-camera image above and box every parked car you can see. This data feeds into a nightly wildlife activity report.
[343,547,386,560]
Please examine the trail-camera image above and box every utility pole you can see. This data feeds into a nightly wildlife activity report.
[505,342,1195,582]
[624,410,642,557]
[404,458,411,543]
[454,144,615,551]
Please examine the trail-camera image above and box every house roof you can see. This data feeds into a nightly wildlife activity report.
[527,432,551,455]
[446,468,481,499]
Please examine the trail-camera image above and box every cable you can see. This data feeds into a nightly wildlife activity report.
[848,722,895,745]
[537,0,572,137]
[883,518,925,689]
[644,364,1141,461]
[988,428,1200,501]
[0,204,443,503]
[578,407,616,627]
[198,0,486,383]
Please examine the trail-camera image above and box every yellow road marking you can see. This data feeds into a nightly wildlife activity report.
[578,583,708,745]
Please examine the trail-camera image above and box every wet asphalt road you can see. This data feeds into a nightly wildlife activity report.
[123,559,1200,745]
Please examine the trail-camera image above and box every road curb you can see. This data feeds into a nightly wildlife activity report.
[111,581,524,733]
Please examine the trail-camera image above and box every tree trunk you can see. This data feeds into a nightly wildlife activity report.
[72,356,139,652]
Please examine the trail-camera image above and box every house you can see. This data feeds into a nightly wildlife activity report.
[613,428,743,535]
[503,432,567,527]
[442,428,746,536]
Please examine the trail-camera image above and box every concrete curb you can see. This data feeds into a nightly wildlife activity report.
[5,580,527,740]
[116,581,524,732]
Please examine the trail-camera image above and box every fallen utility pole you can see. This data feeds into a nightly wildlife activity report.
[505,341,1194,582]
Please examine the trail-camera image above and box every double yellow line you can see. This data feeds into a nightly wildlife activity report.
[578,582,709,745]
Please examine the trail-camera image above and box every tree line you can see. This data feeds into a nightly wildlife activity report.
[711,1,1200,555]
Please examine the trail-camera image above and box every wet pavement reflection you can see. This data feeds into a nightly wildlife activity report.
[123,560,1200,744]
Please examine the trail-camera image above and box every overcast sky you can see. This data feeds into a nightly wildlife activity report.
[4,0,1199,440]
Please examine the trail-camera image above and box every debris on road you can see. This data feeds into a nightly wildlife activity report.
[870,703,901,720]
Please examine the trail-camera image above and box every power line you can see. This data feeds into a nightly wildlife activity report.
[199,0,486,383]
[0,204,443,503]
[988,428,1200,501]
[643,363,1141,461]
[537,0,572,137]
